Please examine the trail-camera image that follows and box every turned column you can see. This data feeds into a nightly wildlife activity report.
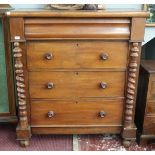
[124,42,139,127]
[122,17,146,147]
[9,17,31,147]
[13,41,31,147]
[13,42,28,128]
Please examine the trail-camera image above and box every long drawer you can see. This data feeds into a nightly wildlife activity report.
[27,41,128,70]
[29,71,125,99]
[30,99,124,126]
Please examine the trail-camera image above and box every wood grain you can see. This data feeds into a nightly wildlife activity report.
[30,99,124,126]
[146,101,155,114]
[124,42,140,126]
[130,18,146,42]
[135,61,155,145]
[13,42,28,128]
[32,126,122,134]
[6,10,149,17]
[27,41,128,70]
[25,18,130,39]
[9,18,24,41]
[141,60,155,74]
[7,10,148,146]
[147,76,155,100]
[29,71,125,99]
[143,116,155,134]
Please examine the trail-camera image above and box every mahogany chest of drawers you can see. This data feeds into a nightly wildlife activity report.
[135,60,155,145]
[6,10,148,147]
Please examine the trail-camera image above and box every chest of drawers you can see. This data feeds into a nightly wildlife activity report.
[135,60,155,145]
[6,10,148,147]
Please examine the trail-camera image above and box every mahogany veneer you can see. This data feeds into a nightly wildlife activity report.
[6,9,149,147]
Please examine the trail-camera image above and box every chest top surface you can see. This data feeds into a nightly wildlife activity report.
[6,9,149,17]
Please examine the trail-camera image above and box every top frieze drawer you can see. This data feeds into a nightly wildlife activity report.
[24,18,130,39]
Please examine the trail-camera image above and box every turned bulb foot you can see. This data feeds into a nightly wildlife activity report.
[19,140,30,147]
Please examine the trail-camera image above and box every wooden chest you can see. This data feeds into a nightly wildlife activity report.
[6,10,148,147]
[135,60,155,145]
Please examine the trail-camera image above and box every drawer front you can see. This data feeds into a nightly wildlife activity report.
[29,71,125,99]
[146,101,155,115]
[27,41,128,70]
[31,99,124,126]
[143,116,155,134]
[25,18,130,39]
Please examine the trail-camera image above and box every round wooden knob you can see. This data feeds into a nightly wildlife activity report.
[47,82,54,89]
[47,111,55,118]
[99,111,106,118]
[100,82,107,89]
[100,53,108,60]
[45,53,53,60]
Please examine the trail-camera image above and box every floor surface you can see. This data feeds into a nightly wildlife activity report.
[0,124,72,151]
[0,123,155,151]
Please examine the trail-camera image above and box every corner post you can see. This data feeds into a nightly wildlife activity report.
[122,17,146,147]
[9,17,31,147]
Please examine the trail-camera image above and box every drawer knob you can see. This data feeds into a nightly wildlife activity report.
[100,82,107,89]
[47,111,55,118]
[100,53,108,60]
[99,111,106,118]
[47,82,54,89]
[45,53,53,60]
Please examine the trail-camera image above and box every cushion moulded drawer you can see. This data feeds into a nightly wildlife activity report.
[25,18,130,39]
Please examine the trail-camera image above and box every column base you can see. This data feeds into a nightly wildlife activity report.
[122,125,137,148]
[16,124,31,147]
